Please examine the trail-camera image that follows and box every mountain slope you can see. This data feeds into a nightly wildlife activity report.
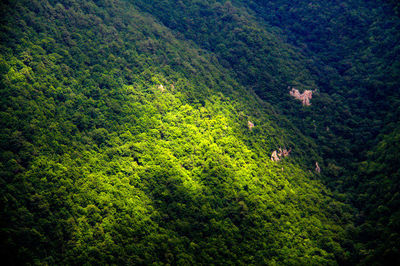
[1,0,399,265]
[0,0,354,264]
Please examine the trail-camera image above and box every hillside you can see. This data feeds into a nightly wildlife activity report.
[0,0,399,265]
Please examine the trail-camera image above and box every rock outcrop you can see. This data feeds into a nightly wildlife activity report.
[248,121,254,130]
[315,162,321,173]
[271,150,279,161]
[289,87,313,106]
[271,148,291,161]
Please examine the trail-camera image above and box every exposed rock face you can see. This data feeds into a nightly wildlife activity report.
[248,121,254,130]
[315,162,321,173]
[271,148,291,161]
[271,150,280,161]
[278,148,291,157]
[289,87,313,106]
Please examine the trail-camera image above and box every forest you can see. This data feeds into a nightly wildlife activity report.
[0,0,399,265]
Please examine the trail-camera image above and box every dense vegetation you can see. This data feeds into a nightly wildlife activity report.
[0,0,398,264]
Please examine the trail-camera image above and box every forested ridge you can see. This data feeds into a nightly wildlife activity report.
[0,0,399,265]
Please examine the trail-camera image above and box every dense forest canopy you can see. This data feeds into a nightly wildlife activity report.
[0,0,399,264]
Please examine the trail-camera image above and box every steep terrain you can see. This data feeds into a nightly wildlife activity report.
[0,0,399,265]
